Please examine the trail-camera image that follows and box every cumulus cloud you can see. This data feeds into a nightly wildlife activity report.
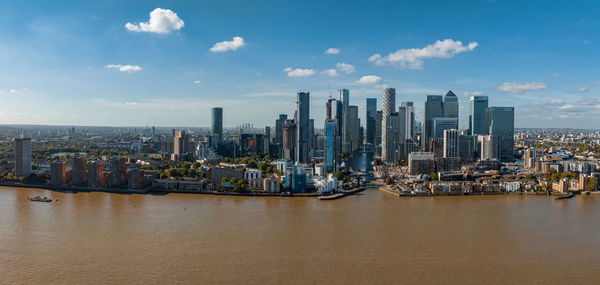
[356,75,382,84]
[578,86,589,93]
[368,39,478,69]
[210,36,245,52]
[336,62,355,74]
[320,69,338,77]
[325,48,340,54]
[496,82,547,93]
[125,8,184,34]
[105,64,143,73]
[284,67,315,77]
[193,80,201,84]
[461,91,484,97]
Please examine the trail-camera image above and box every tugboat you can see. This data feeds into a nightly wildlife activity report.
[29,196,52,202]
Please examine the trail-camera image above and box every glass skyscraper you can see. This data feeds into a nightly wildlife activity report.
[296,92,310,163]
[470,96,488,136]
[423,95,444,151]
[488,107,515,162]
[366,98,377,146]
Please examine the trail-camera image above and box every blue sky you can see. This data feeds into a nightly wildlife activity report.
[0,0,598,128]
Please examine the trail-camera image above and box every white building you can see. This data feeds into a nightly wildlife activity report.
[313,174,338,195]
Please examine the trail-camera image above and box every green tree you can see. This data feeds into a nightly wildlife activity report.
[385,177,394,185]
[585,177,597,192]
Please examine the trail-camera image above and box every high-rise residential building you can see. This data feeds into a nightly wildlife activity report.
[296,92,310,163]
[14,137,31,177]
[400,101,415,140]
[375,110,382,146]
[443,90,459,120]
[308,119,315,150]
[423,95,444,151]
[50,161,67,185]
[173,130,188,160]
[87,161,105,188]
[275,114,288,158]
[283,119,296,162]
[525,148,536,169]
[443,129,460,158]
[339,89,350,154]
[479,135,499,160]
[366,98,377,146]
[324,119,337,172]
[71,155,87,185]
[470,96,489,136]
[488,106,515,162]
[109,157,127,187]
[349,105,360,152]
[433,118,459,138]
[381,87,396,164]
[211,107,223,141]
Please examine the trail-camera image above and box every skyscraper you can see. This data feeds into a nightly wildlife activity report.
[366,98,377,146]
[375,110,382,146]
[71,155,87,186]
[211,107,223,141]
[296,92,310,163]
[275,114,288,158]
[339,89,350,154]
[488,106,515,162]
[349,105,359,152]
[470,96,489,136]
[400,101,415,140]
[443,90,459,120]
[14,137,31,177]
[283,119,296,161]
[432,118,459,138]
[423,95,444,151]
[324,119,337,172]
[381,87,396,164]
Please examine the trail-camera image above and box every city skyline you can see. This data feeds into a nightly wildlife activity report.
[0,1,598,128]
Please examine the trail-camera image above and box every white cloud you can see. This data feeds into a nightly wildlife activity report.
[336,62,355,74]
[124,102,139,106]
[578,86,589,93]
[496,82,547,93]
[325,48,340,54]
[461,91,484,97]
[368,39,478,69]
[284,67,315,77]
[9,89,17,94]
[320,69,338,77]
[552,73,560,77]
[210,36,245,52]
[125,8,184,34]
[105,64,143,73]
[357,75,382,84]
[193,80,201,84]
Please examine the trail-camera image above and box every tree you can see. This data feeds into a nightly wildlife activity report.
[385,177,394,185]
[586,177,597,192]
[220,177,229,184]
[429,172,438,181]
[230,177,238,183]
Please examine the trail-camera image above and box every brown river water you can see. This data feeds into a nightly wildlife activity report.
[1,186,599,284]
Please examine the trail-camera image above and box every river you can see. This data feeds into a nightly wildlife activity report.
[1,187,599,284]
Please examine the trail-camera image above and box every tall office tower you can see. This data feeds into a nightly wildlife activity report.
[211,107,223,141]
[381,88,396,164]
[479,135,499,160]
[339,89,350,154]
[282,119,296,161]
[400,101,415,139]
[264,126,271,142]
[71,155,87,185]
[470,96,489,136]
[326,98,335,120]
[308,119,315,150]
[349,105,359,152]
[50,161,66,185]
[87,161,105,188]
[275,114,288,158]
[324,119,337,172]
[296,92,310,163]
[14,137,31,177]
[366,98,377,145]
[432,118,459,138]
[488,107,515,162]
[443,129,460,158]
[395,106,408,162]
[423,95,444,151]
[443,90,459,120]
[375,111,382,146]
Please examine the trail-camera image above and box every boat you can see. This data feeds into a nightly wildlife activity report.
[29,196,52,202]
[554,192,574,200]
